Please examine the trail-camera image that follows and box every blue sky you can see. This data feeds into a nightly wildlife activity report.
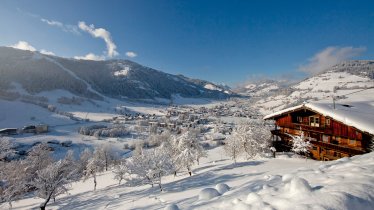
[1,0,373,86]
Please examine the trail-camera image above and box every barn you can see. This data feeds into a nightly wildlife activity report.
[264,102,374,160]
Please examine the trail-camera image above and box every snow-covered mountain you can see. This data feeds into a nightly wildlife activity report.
[0,47,232,102]
[250,60,374,114]
[236,79,290,97]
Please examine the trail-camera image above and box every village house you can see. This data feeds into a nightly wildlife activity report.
[264,102,374,161]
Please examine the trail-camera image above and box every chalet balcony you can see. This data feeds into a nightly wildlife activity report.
[278,122,335,135]
[310,140,365,156]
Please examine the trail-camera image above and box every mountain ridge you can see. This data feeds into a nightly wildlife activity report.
[0,47,232,101]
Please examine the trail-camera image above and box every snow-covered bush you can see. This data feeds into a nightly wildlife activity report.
[164,204,180,210]
[215,183,230,194]
[291,132,312,158]
[78,125,107,136]
[198,188,221,200]
[78,125,130,138]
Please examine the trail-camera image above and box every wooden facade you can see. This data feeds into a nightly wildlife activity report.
[266,107,372,161]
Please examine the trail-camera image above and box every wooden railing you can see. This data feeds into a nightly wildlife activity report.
[310,140,364,155]
[278,122,332,134]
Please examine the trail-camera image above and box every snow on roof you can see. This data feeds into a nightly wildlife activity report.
[264,102,374,135]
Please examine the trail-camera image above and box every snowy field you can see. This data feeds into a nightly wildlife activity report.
[6,147,374,210]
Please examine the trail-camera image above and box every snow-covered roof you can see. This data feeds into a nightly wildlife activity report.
[264,102,374,135]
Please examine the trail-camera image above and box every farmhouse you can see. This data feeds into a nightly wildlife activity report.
[264,102,374,161]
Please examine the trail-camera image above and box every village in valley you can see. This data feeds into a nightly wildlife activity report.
[1,1,374,210]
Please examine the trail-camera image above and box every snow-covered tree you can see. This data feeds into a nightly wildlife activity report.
[175,131,205,176]
[32,151,76,210]
[1,147,75,208]
[0,160,29,208]
[158,135,180,176]
[83,147,105,191]
[76,148,92,177]
[26,143,54,173]
[229,121,271,159]
[0,137,14,161]
[113,160,130,185]
[224,134,243,163]
[127,147,174,191]
[97,143,115,171]
[291,132,312,158]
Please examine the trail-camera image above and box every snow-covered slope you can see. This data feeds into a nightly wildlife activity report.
[252,60,374,115]
[8,147,374,210]
[236,80,285,97]
[0,47,232,101]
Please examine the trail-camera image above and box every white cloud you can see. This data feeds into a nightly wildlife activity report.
[10,41,56,56]
[74,53,105,61]
[10,41,36,51]
[40,49,55,56]
[78,21,118,58]
[299,46,366,75]
[126,51,137,58]
[41,18,80,35]
[41,18,63,27]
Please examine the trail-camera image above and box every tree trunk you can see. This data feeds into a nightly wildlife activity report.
[40,192,53,210]
[159,172,163,191]
[93,174,97,191]
[105,154,108,171]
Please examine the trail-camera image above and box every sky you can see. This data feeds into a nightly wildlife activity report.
[0,0,373,86]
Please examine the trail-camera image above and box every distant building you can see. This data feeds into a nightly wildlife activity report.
[264,102,374,161]
[35,124,49,133]
[0,128,18,136]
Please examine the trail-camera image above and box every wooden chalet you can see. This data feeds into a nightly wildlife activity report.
[264,102,374,161]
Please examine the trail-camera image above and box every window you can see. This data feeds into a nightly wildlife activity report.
[297,116,303,123]
[326,118,330,126]
[310,116,320,127]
